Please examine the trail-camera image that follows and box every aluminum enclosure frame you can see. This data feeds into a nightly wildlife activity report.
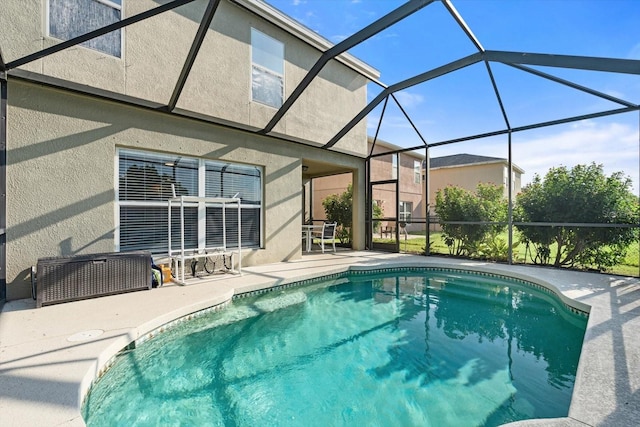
[0,0,638,300]
[2,0,637,150]
[0,48,6,305]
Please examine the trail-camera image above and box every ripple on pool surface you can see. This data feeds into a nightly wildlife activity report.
[83,269,587,427]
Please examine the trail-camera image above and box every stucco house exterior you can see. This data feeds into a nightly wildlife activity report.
[311,147,523,236]
[309,138,425,234]
[427,153,525,215]
[0,0,380,300]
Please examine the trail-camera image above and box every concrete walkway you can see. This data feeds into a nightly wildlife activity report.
[1,252,638,426]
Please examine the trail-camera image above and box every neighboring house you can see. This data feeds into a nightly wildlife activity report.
[311,150,524,235]
[426,153,525,214]
[0,0,379,300]
[311,138,425,233]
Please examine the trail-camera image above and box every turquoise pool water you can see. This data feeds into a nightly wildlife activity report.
[83,269,587,427]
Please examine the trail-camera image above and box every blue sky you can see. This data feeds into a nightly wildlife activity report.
[264,0,640,193]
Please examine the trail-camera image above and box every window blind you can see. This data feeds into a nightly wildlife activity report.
[118,149,262,253]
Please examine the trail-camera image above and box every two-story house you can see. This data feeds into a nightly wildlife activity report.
[427,153,524,214]
[310,146,523,239]
[0,0,379,300]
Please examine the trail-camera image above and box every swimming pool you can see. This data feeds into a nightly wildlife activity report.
[82,268,587,426]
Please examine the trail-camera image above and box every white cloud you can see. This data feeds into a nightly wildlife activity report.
[425,119,639,194]
[368,113,434,131]
[331,34,349,43]
[368,32,400,43]
[393,91,425,109]
[367,115,411,130]
[511,120,639,192]
[604,89,628,100]
[628,42,640,60]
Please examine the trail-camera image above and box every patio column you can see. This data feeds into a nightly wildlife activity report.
[351,165,366,250]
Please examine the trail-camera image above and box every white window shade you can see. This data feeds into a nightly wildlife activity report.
[205,162,261,204]
[118,149,262,253]
[251,28,284,108]
[119,151,198,201]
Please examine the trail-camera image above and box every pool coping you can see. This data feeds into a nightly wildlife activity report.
[1,252,639,426]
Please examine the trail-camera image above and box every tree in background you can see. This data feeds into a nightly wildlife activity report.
[323,184,352,244]
[323,184,383,245]
[515,163,639,270]
[435,183,508,258]
[371,200,384,235]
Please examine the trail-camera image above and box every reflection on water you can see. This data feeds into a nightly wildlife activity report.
[84,269,587,427]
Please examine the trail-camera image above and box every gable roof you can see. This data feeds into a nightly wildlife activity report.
[367,137,425,160]
[430,153,525,174]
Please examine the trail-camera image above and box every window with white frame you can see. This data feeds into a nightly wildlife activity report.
[414,160,421,184]
[251,28,284,108]
[399,201,412,222]
[49,0,122,57]
[117,149,262,253]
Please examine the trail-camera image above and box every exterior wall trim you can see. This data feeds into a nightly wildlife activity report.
[432,159,525,174]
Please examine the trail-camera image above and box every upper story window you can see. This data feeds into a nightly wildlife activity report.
[48,0,123,58]
[251,28,284,108]
[414,160,421,184]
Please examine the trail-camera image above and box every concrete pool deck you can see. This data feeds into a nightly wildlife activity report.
[1,252,638,426]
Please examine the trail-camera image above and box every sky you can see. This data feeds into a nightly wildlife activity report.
[264,0,640,194]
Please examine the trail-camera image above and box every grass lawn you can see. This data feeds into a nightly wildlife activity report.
[374,231,640,277]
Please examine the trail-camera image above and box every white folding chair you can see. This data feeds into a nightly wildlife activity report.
[313,222,337,253]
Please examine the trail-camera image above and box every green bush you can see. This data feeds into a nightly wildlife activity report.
[322,184,383,245]
[435,183,507,258]
[515,163,639,271]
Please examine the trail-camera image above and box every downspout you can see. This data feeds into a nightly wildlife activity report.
[508,131,513,265]
[0,63,7,303]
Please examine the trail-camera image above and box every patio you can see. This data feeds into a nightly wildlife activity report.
[1,252,638,426]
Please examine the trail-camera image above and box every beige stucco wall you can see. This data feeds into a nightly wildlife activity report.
[311,173,350,221]
[428,162,522,208]
[312,148,426,233]
[0,0,369,156]
[5,80,365,300]
[0,0,44,75]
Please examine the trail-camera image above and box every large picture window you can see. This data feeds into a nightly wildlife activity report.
[117,149,262,253]
[49,0,122,58]
[251,28,284,108]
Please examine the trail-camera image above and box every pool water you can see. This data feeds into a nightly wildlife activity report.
[83,269,587,427]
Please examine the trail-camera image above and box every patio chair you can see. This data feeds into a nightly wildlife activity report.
[312,222,337,253]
